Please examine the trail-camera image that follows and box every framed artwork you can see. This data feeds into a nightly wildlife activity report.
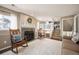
[63,19,74,31]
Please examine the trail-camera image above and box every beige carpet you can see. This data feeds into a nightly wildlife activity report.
[2,38,79,55]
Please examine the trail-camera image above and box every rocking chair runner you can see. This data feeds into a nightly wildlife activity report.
[10,29,28,53]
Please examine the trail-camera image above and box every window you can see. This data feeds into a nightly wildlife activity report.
[0,14,10,30]
[0,11,17,30]
[39,22,45,29]
[45,22,52,30]
[39,21,53,30]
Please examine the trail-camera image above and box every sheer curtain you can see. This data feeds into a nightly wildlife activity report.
[10,13,17,29]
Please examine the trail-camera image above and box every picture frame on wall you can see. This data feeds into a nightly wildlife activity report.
[63,19,74,31]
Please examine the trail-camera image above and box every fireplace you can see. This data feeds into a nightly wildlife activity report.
[21,28,35,41]
[24,31,34,41]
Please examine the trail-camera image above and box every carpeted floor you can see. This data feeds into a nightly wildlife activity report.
[1,38,79,55]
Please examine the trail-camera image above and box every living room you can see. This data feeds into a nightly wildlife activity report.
[0,4,79,55]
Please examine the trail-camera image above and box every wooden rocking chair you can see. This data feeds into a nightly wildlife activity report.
[10,29,28,54]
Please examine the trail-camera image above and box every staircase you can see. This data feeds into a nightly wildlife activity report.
[51,29,61,41]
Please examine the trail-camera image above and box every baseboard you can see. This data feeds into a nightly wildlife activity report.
[0,46,11,54]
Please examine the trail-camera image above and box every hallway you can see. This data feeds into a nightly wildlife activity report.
[2,38,79,55]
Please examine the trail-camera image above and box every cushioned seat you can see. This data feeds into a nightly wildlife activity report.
[10,29,28,53]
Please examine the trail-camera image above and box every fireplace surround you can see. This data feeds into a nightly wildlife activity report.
[21,28,35,41]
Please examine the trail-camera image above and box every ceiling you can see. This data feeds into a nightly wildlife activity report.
[0,4,79,21]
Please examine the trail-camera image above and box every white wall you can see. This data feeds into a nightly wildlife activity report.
[20,14,38,39]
